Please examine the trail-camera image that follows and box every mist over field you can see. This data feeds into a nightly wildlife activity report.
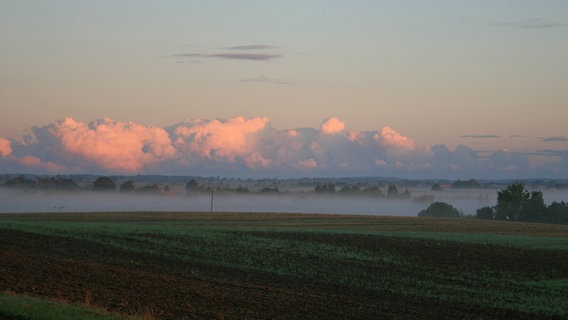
[2,187,567,217]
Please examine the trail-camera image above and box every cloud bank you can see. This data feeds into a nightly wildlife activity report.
[1,116,567,178]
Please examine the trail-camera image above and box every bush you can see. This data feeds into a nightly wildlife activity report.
[476,206,494,220]
[418,202,462,218]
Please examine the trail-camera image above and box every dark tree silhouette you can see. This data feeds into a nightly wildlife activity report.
[431,183,442,191]
[522,190,547,222]
[186,179,199,191]
[495,183,528,221]
[4,175,36,189]
[259,187,279,193]
[119,180,135,192]
[136,184,161,193]
[494,183,545,221]
[476,206,494,220]
[362,185,384,197]
[547,201,568,224]
[315,183,335,193]
[387,185,400,198]
[93,176,116,191]
[418,202,462,218]
[452,179,481,189]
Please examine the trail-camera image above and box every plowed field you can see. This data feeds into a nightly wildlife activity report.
[1,212,567,319]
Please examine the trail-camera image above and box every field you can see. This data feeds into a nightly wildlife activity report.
[1,212,568,319]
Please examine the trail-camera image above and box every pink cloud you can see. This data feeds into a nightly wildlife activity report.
[376,126,415,150]
[0,138,12,157]
[18,155,64,172]
[374,159,387,167]
[2,116,565,178]
[48,118,176,172]
[298,158,318,169]
[171,116,269,162]
[320,117,345,135]
[244,152,271,169]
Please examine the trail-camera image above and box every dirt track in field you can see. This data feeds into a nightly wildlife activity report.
[1,225,566,319]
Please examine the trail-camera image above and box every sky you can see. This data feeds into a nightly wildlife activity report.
[1,1,567,179]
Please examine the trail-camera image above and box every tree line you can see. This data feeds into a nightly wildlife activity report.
[419,183,568,225]
[476,183,568,224]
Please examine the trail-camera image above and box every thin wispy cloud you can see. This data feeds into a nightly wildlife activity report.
[225,45,277,50]
[516,19,564,29]
[209,53,281,61]
[461,134,500,139]
[543,136,568,142]
[510,135,541,140]
[458,18,564,30]
[174,44,282,62]
[510,135,568,142]
[174,52,281,61]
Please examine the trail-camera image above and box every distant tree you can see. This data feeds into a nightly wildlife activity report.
[362,185,384,197]
[546,201,568,224]
[452,179,481,189]
[36,177,78,191]
[54,178,79,191]
[431,183,442,191]
[233,186,250,193]
[413,194,435,203]
[136,184,160,193]
[119,180,135,192]
[401,188,412,198]
[315,183,335,193]
[476,206,494,220]
[37,177,55,190]
[340,185,361,194]
[4,175,36,189]
[259,187,279,193]
[387,185,400,198]
[418,202,462,218]
[93,176,116,192]
[164,185,170,192]
[186,179,199,191]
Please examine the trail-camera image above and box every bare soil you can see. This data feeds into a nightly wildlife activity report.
[1,220,567,319]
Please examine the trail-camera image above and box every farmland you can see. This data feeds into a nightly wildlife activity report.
[1,212,568,319]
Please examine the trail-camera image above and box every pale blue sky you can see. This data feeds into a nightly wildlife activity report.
[1,1,567,177]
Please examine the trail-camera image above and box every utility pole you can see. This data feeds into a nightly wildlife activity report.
[210,185,214,213]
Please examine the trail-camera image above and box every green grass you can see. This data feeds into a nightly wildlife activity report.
[0,293,131,320]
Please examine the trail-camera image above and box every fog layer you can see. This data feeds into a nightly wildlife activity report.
[2,188,567,216]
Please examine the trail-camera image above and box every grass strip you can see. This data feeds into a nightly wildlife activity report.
[0,293,131,320]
